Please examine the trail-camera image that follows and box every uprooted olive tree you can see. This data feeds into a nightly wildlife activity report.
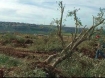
[35,1,105,77]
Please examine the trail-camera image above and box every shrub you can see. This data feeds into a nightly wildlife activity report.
[1,33,17,45]
[57,52,102,77]
[33,35,63,52]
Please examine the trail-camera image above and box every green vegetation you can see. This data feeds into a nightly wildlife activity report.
[57,52,104,77]
[0,29,105,77]
[0,21,83,34]
[32,35,63,52]
[0,33,63,52]
[6,64,46,77]
[0,1,105,78]
[0,54,22,68]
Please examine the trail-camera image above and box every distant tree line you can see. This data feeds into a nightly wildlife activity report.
[0,21,84,34]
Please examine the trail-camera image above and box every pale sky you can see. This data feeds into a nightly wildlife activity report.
[0,0,105,27]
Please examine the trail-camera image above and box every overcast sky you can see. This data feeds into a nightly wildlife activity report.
[0,0,105,27]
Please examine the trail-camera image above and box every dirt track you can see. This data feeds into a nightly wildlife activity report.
[0,46,56,59]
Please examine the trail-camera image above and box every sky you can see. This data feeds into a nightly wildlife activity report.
[0,0,105,27]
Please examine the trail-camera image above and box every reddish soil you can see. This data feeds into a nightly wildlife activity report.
[0,45,57,77]
[0,46,56,59]
[0,45,103,77]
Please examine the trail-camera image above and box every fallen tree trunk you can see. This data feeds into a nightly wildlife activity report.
[35,7,105,77]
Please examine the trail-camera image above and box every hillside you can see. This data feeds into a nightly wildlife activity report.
[0,21,83,34]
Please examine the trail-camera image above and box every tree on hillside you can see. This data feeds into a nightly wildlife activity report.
[36,1,105,77]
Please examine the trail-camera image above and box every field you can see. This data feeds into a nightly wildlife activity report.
[0,32,105,77]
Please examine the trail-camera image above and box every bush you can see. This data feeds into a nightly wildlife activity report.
[57,52,102,77]
[1,33,17,45]
[0,33,27,48]
[33,35,63,52]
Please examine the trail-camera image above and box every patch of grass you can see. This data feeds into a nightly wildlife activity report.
[5,62,46,77]
[0,54,22,68]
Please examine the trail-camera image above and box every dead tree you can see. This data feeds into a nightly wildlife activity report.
[37,5,105,77]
